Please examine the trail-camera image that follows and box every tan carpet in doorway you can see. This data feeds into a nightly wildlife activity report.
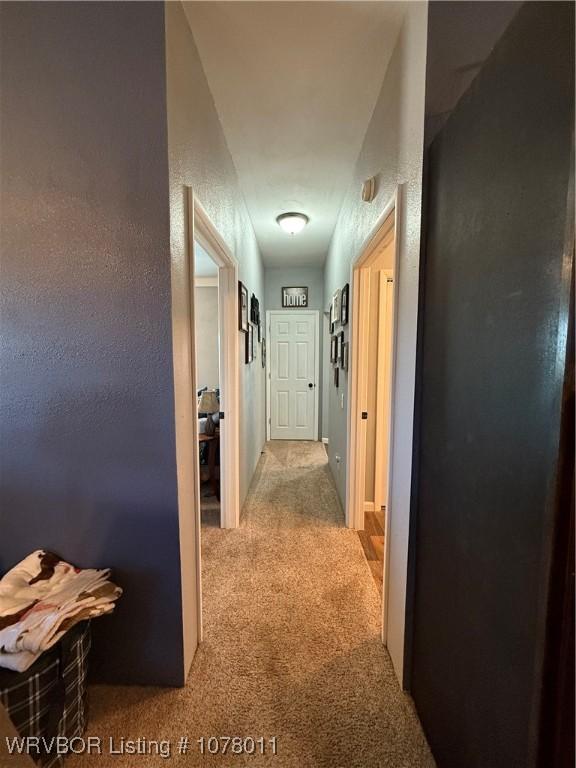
[68,441,435,768]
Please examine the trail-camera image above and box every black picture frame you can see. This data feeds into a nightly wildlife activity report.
[331,290,341,325]
[250,294,260,326]
[342,341,349,371]
[330,335,338,363]
[245,323,254,363]
[341,283,349,325]
[238,282,249,332]
[334,366,339,388]
[337,331,344,364]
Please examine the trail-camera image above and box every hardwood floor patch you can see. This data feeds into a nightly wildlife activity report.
[358,510,385,594]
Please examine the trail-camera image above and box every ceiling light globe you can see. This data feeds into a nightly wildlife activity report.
[276,212,309,235]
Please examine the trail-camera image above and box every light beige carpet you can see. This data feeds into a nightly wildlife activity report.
[68,441,435,768]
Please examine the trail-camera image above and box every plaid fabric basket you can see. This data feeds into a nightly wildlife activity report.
[0,622,91,768]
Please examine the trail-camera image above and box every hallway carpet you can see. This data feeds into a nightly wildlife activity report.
[69,442,435,767]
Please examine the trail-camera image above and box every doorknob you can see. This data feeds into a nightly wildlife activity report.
[308,383,314,389]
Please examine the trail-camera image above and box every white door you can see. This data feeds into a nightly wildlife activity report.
[268,311,318,440]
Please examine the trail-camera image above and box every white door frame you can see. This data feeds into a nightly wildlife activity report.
[346,186,401,644]
[190,190,240,531]
[176,188,240,660]
[373,269,394,511]
[266,310,320,442]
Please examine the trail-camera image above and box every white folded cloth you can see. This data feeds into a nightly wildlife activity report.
[0,550,121,672]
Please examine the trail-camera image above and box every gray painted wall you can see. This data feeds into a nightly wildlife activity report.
[0,1,183,685]
[195,287,220,390]
[264,267,324,438]
[264,267,324,313]
[323,2,427,684]
[166,1,266,510]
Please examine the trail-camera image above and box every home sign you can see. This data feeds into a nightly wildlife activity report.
[282,286,308,308]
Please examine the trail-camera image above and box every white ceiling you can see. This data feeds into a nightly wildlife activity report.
[194,241,218,277]
[183,2,405,267]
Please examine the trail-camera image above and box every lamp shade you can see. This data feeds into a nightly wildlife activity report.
[198,389,219,414]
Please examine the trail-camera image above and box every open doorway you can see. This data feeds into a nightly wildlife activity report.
[180,189,241,650]
[189,191,240,534]
[194,242,221,527]
[347,190,400,639]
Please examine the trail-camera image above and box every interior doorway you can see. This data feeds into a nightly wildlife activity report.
[189,191,240,533]
[347,190,400,639]
[194,241,222,527]
[266,310,320,441]
[179,189,241,652]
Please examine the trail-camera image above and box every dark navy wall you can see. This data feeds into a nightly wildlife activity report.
[410,3,574,767]
[0,2,184,685]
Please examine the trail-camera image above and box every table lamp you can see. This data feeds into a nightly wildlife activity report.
[198,389,219,436]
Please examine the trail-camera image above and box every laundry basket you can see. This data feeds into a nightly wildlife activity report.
[0,621,91,768]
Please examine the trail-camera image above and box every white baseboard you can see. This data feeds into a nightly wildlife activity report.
[364,501,375,512]
[321,437,329,445]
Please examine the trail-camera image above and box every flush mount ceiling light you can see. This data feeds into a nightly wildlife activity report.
[276,212,309,235]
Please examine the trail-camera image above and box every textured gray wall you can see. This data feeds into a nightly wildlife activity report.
[264,267,324,313]
[166,1,266,510]
[323,3,427,684]
[0,2,183,685]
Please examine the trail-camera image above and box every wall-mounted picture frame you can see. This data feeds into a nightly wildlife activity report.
[341,341,349,371]
[238,282,249,332]
[250,293,260,326]
[331,289,341,325]
[282,286,308,308]
[261,337,266,369]
[245,323,254,363]
[330,335,337,363]
[329,304,335,334]
[341,283,349,325]
[337,331,344,364]
[334,366,339,388]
